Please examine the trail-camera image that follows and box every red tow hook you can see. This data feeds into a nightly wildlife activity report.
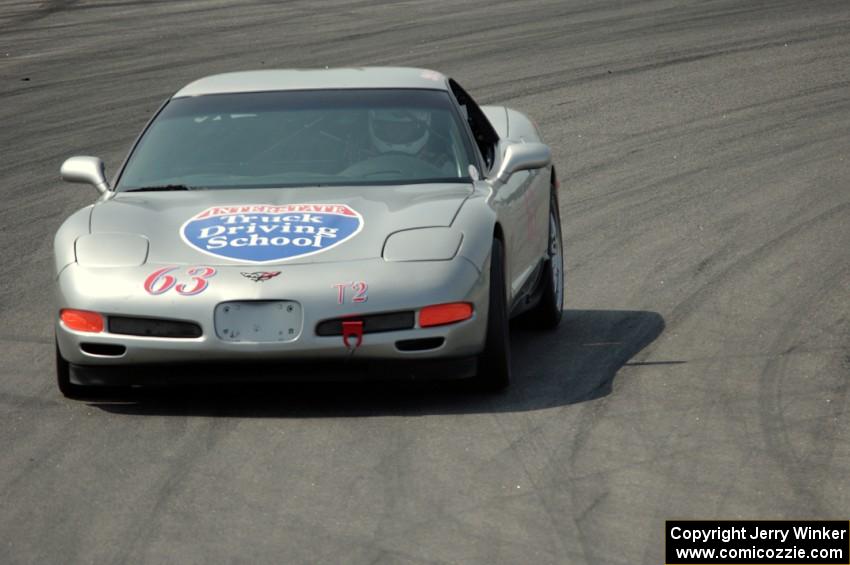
[342,320,364,350]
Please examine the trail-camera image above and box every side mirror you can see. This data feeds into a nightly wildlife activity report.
[60,156,109,193]
[493,141,551,183]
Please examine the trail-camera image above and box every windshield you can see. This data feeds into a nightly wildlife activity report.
[117,89,477,191]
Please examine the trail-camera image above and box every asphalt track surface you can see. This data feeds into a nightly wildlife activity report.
[1,1,849,563]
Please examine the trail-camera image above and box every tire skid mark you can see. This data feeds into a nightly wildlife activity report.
[560,82,850,200]
[0,0,78,29]
[608,191,849,553]
[668,202,849,328]
[0,389,58,410]
[757,266,849,516]
[0,398,101,500]
[0,334,52,345]
[107,415,238,564]
[475,25,850,101]
[359,415,566,562]
[488,412,580,561]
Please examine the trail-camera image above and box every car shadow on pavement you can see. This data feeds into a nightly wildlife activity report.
[89,309,665,417]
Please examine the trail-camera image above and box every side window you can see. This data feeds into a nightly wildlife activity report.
[448,80,500,172]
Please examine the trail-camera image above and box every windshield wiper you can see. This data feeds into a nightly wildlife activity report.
[124,184,198,192]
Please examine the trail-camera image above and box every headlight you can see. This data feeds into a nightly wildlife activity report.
[75,233,149,267]
[382,227,462,261]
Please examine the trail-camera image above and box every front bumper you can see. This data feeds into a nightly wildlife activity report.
[56,257,489,378]
[69,356,478,386]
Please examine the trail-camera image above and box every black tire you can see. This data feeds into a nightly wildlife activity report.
[474,238,511,391]
[56,339,85,399]
[526,190,564,329]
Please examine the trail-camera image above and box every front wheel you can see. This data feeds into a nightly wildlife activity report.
[474,238,511,391]
[526,190,564,329]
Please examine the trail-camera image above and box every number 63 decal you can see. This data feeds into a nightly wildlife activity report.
[144,266,217,296]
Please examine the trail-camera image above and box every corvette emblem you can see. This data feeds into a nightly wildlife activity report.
[241,271,281,283]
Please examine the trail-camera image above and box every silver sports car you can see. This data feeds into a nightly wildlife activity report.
[54,67,563,397]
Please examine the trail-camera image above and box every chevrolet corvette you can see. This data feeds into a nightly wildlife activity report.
[54,67,563,396]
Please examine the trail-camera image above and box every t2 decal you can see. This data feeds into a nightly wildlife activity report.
[335,281,368,304]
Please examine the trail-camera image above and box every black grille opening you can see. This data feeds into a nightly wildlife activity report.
[109,316,202,338]
[316,311,415,336]
[396,337,445,352]
[80,343,126,356]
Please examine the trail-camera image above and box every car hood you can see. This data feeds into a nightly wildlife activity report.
[89,184,471,266]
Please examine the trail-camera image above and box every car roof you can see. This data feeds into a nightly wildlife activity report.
[173,67,450,98]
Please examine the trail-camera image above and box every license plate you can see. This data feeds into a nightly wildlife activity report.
[214,301,302,342]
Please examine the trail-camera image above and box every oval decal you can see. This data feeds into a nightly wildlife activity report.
[180,204,363,264]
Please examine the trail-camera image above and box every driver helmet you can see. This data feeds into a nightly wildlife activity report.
[368,109,431,155]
